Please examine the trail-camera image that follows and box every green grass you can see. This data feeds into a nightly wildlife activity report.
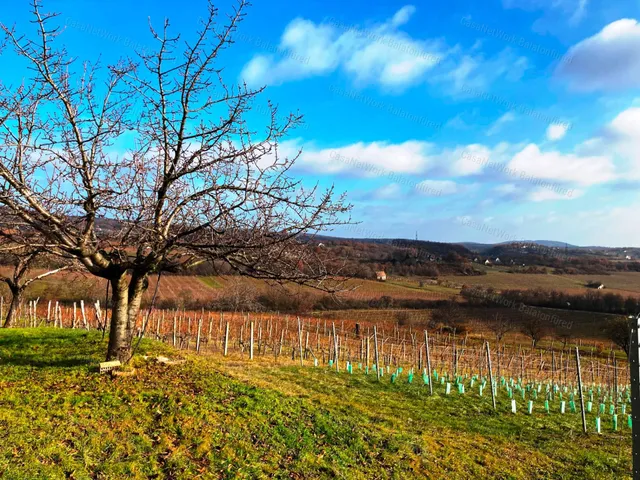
[198,276,223,289]
[0,329,632,479]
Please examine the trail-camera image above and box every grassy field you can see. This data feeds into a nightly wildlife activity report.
[440,270,640,297]
[0,329,631,479]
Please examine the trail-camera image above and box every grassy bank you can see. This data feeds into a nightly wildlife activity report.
[0,329,631,479]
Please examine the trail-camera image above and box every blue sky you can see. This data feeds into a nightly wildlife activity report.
[2,0,640,246]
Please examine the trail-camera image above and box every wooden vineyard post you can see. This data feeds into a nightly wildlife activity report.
[332,322,339,372]
[486,341,496,411]
[224,321,230,357]
[297,317,304,367]
[250,321,254,360]
[614,357,619,407]
[374,326,380,381]
[196,316,203,354]
[80,300,88,330]
[575,346,587,434]
[629,315,640,479]
[173,315,177,347]
[425,330,433,395]
[366,335,370,368]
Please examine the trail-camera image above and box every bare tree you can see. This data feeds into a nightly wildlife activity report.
[520,315,548,348]
[603,317,630,355]
[487,312,513,343]
[0,1,351,360]
[431,300,466,334]
[0,240,70,327]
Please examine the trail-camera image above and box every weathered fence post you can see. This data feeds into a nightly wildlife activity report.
[224,321,230,357]
[373,326,380,381]
[628,316,640,479]
[297,317,304,367]
[80,300,88,330]
[250,321,254,360]
[425,330,433,395]
[575,346,587,434]
[196,316,203,353]
[486,341,496,411]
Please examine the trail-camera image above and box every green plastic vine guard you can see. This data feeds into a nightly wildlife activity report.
[328,360,333,367]
[622,404,626,415]
[391,373,396,384]
[569,401,576,413]
[629,415,633,429]
[528,400,533,415]
[408,373,414,384]
[599,403,605,415]
[511,399,517,414]
[545,400,550,414]
[560,401,566,414]
[479,385,484,396]
[609,404,615,415]
[587,401,593,413]
[596,417,601,434]
[612,414,618,431]
[446,382,451,395]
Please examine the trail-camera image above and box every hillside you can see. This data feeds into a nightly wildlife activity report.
[0,329,631,479]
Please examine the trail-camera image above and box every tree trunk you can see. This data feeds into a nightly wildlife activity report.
[105,272,147,362]
[2,286,23,328]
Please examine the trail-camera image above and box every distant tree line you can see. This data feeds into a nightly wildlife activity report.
[461,285,639,315]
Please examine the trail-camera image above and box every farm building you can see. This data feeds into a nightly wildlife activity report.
[376,271,387,282]
[484,259,492,266]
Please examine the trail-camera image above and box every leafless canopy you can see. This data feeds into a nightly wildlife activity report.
[0,0,351,359]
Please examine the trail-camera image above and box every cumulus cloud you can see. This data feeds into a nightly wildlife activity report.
[508,143,615,185]
[240,7,442,90]
[579,106,640,178]
[240,6,528,93]
[370,183,403,200]
[556,19,640,91]
[546,123,568,141]
[291,140,434,176]
[415,180,458,196]
[528,188,582,201]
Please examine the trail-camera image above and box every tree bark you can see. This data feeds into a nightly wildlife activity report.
[105,272,147,361]
[3,286,23,328]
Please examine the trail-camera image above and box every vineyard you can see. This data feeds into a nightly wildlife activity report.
[8,299,631,424]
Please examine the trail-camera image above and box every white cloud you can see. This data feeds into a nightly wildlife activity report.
[528,188,583,201]
[588,107,640,178]
[240,7,528,93]
[508,143,615,185]
[240,7,442,90]
[556,19,640,91]
[370,183,403,200]
[546,123,568,141]
[416,180,458,196]
[487,112,517,136]
[293,140,434,176]
[434,48,529,96]
[493,183,519,195]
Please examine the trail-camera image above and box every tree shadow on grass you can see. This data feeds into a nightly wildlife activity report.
[0,329,103,368]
